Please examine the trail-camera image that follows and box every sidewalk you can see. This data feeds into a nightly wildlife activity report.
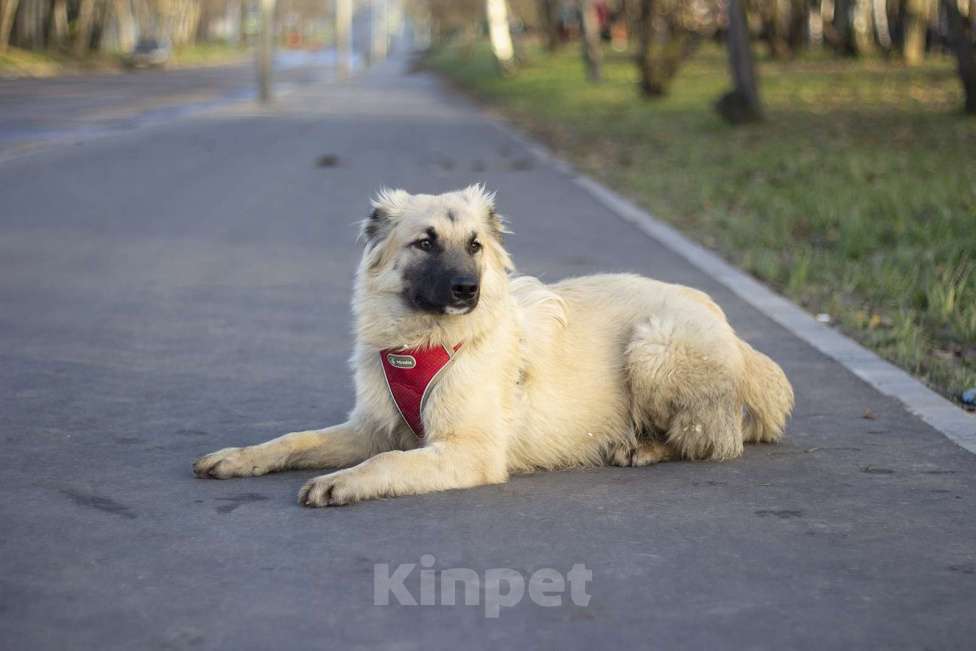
[0,57,973,649]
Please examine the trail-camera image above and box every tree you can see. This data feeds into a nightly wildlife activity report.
[49,0,69,48]
[942,0,976,113]
[113,0,137,53]
[0,0,21,52]
[74,0,98,56]
[15,0,47,50]
[831,0,855,53]
[872,0,893,50]
[760,0,808,59]
[538,0,562,50]
[634,0,705,96]
[716,0,763,123]
[580,0,602,81]
[902,0,931,65]
[851,0,876,53]
[830,0,877,54]
[486,0,516,74]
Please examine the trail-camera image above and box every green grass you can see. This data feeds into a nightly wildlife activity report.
[169,42,249,68]
[427,42,976,405]
[0,47,71,77]
[0,43,247,78]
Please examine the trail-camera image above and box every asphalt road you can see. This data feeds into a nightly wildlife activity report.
[0,52,335,156]
[1,57,974,650]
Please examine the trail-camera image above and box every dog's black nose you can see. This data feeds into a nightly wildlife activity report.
[450,276,479,301]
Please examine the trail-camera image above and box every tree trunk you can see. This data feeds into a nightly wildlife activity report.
[176,0,201,46]
[943,0,976,113]
[369,0,388,64]
[787,0,809,51]
[902,0,929,65]
[539,0,562,50]
[873,0,892,49]
[486,0,516,74]
[852,0,876,53]
[580,0,602,82]
[49,0,68,48]
[16,0,48,49]
[336,0,352,79]
[833,0,855,52]
[717,0,763,124]
[0,0,21,52]
[239,0,248,45]
[763,0,793,58]
[113,0,136,52]
[809,1,824,46]
[258,0,274,100]
[634,0,695,96]
[74,0,97,56]
[636,0,660,94]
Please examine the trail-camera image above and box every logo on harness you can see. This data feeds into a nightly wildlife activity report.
[386,353,417,369]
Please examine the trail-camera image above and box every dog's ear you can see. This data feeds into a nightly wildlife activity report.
[487,207,511,242]
[360,188,409,246]
[361,207,391,244]
[462,183,510,242]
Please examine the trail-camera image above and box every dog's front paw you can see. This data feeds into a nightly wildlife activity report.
[298,471,366,507]
[608,440,673,467]
[193,447,268,479]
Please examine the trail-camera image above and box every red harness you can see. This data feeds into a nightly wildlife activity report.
[379,343,463,438]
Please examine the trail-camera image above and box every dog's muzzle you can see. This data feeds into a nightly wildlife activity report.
[446,275,479,314]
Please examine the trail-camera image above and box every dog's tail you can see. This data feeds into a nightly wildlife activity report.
[737,340,794,443]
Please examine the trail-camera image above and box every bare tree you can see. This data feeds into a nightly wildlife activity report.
[370,0,389,63]
[760,0,808,58]
[580,0,602,81]
[636,0,660,93]
[902,0,930,65]
[851,0,875,53]
[636,0,700,97]
[831,0,853,52]
[830,0,878,53]
[538,0,562,50]
[873,0,892,49]
[74,0,98,55]
[0,0,21,52]
[49,0,69,48]
[1,0,323,55]
[943,0,976,113]
[716,0,763,123]
[15,0,47,50]
[258,0,275,99]
[113,0,137,52]
[486,0,516,74]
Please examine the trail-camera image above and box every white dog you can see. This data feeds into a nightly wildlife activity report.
[194,185,794,506]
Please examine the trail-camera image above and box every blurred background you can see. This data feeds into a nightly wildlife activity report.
[0,0,972,406]
[0,0,408,73]
[416,0,975,408]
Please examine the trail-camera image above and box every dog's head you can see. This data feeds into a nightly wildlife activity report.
[355,186,513,336]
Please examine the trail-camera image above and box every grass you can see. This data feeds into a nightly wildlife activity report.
[427,42,976,406]
[0,47,73,77]
[0,42,248,78]
[168,42,250,68]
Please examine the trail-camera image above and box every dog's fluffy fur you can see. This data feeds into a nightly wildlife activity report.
[193,186,794,506]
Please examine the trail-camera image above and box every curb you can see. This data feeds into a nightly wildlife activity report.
[482,111,976,455]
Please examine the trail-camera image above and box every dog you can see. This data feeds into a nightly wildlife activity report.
[193,185,794,507]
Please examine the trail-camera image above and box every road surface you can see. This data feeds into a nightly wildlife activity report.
[0,57,974,650]
[0,51,336,156]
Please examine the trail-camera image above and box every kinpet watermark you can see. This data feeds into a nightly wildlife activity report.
[374,554,592,618]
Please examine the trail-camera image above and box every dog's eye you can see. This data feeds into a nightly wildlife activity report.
[413,238,433,252]
[468,240,482,255]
